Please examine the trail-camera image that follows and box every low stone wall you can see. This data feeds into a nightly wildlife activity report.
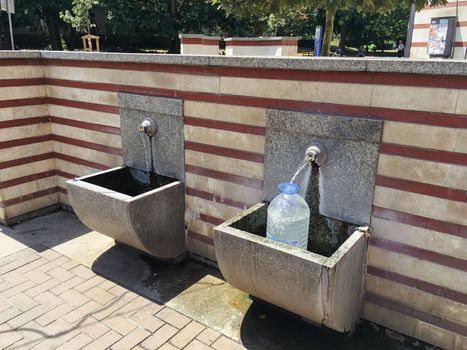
[224,37,300,56]
[179,34,220,55]
[0,51,465,349]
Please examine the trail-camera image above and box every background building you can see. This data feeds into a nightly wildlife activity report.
[410,0,467,59]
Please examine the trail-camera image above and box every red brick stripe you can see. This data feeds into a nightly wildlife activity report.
[370,236,467,272]
[50,116,121,135]
[0,170,56,190]
[58,186,68,195]
[0,78,45,87]
[55,170,77,179]
[45,59,467,90]
[185,141,264,163]
[0,168,75,191]
[372,206,466,238]
[180,38,219,45]
[381,143,467,166]
[365,293,467,337]
[414,21,467,29]
[0,187,59,208]
[0,58,43,66]
[199,213,225,226]
[0,152,54,169]
[54,153,108,171]
[0,134,52,149]
[185,164,263,189]
[412,41,467,48]
[186,187,252,210]
[0,97,47,108]
[371,107,467,128]
[226,40,298,46]
[47,97,119,114]
[0,116,49,129]
[187,230,214,245]
[376,175,466,202]
[367,265,467,305]
[52,135,123,156]
[45,78,467,128]
[184,116,265,135]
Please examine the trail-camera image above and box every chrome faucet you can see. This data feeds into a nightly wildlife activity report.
[305,141,327,167]
[139,117,157,138]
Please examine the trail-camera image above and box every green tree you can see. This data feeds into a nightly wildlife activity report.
[6,0,72,50]
[341,3,412,52]
[61,0,101,34]
[212,0,448,56]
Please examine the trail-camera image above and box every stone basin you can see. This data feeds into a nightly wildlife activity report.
[214,202,369,333]
[66,166,185,261]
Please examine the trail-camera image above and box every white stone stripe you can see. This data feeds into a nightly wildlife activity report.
[382,121,466,153]
[2,176,57,201]
[367,245,467,294]
[364,274,467,326]
[376,154,466,191]
[184,125,265,154]
[186,195,240,222]
[48,104,120,128]
[52,143,122,169]
[371,217,467,260]
[55,159,101,179]
[46,66,221,94]
[0,66,44,80]
[46,85,118,107]
[0,159,55,183]
[0,86,46,101]
[373,186,467,226]
[50,123,122,149]
[0,123,50,143]
[0,142,53,163]
[185,150,264,181]
[5,193,58,218]
[0,105,49,122]
[185,173,262,208]
[183,101,266,127]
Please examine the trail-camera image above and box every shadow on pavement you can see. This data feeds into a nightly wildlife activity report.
[91,243,219,304]
[0,210,91,253]
[240,300,422,350]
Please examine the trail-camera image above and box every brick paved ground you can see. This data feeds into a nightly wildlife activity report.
[0,247,245,350]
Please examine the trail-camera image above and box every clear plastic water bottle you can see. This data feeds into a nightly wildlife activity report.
[266,182,310,250]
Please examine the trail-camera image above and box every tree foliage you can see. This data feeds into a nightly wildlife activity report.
[3,0,72,49]
[4,0,450,53]
[212,0,448,55]
[342,3,412,50]
[61,0,101,34]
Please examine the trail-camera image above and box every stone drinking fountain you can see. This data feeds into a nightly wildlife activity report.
[214,110,383,333]
[66,94,186,261]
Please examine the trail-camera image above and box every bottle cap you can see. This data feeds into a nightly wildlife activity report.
[278,182,299,194]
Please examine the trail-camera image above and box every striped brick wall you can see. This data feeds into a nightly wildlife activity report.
[411,0,467,59]
[0,54,465,348]
[0,59,57,222]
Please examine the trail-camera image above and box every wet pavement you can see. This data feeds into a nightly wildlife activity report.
[0,211,436,349]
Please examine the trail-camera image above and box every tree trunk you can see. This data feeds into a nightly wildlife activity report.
[321,8,335,56]
[339,21,347,54]
[167,0,180,53]
[43,6,62,50]
[0,20,7,50]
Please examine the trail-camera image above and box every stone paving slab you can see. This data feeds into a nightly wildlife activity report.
[0,211,435,350]
[0,245,241,350]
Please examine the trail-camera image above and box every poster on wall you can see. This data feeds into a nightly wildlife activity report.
[427,17,456,57]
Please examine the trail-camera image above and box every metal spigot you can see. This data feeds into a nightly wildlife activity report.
[139,118,157,138]
[305,141,327,167]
